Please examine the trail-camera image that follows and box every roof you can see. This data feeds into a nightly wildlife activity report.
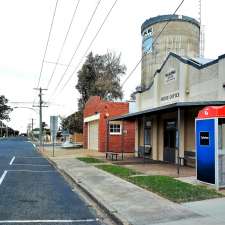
[141,14,200,33]
[135,52,225,95]
[110,101,225,121]
[155,52,225,76]
[193,57,214,65]
[197,106,225,119]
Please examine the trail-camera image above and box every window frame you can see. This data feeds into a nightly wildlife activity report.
[109,122,122,135]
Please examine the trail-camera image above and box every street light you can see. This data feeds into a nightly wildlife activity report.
[13,106,38,114]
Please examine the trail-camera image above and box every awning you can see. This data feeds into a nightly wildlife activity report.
[110,101,225,121]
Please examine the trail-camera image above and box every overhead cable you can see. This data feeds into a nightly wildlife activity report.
[35,0,59,89]
[46,0,81,89]
[50,0,103,99]
[33,0,59,107]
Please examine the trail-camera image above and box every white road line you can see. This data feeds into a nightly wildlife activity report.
[18,157,42,159]
[0,170,7,185]
[12,163,50,167]
[27,141,37,151]
[32,143,36,150]
[9,156,15,165]
[0,218,99,223]
[8,169,55,173]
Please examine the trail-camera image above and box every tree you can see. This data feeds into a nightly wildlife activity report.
[61,111,83,134]
[76,51,126,111]
[0,95,12,121]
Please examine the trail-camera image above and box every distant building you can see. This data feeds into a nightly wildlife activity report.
[83,96,135,153]
[110,15,225,166]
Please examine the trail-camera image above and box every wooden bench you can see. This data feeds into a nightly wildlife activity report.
[138,146,152,159]
[106,152,120,161]
[184,151,196,167]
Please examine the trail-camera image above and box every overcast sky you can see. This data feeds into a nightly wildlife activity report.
[1,0,225,132]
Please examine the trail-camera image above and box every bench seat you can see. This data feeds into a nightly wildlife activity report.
[106,152,120,161]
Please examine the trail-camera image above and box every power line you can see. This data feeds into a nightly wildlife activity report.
[9,102,34,104]
[46,0,81,89]
[49,0,103,99]
[51,0,118,100]
[121,0,185,88]
[33,0,59,107]
[35,0,59,89]
[44,60,76,68]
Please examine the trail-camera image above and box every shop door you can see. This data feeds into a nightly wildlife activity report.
[164,120,176,163]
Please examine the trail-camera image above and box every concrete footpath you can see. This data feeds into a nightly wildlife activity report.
[50,157,203,225]
[49,157,225,225]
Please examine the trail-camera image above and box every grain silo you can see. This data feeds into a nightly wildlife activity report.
[141,15,200,88]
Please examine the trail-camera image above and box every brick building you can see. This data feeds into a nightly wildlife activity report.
[110,15,225,166]
[83,96,135,153]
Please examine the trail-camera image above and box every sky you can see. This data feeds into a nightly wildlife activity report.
[0,0,225,132]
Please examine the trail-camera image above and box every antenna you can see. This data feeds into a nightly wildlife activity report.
[199,0,205,57]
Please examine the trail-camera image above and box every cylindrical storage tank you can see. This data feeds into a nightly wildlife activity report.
[141,14,200,88]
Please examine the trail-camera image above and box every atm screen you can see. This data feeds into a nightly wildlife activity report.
[200,131,209,145]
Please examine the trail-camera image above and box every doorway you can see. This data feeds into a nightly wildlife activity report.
[164,120,176,163]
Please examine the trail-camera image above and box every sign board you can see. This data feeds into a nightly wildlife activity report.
[196,119,215,184]
[160,91,179,102]
[142,27,153,53]
[50,116,58,139]
[164,69,176,84]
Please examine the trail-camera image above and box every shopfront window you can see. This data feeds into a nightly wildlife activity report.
[144,128,151,145]
[144,119,152,146]
[218,118,225,149]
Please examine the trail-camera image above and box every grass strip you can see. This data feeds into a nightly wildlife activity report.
[96,164,222,203]
[129,175,222,203]
[77,157,104,164]
[96,164,141,179]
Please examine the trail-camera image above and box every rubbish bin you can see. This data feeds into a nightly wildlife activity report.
[196,106,225,189]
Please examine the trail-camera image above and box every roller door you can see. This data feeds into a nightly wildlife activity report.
[88,120,99,150]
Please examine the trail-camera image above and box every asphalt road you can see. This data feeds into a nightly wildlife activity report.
[0,137,102,225]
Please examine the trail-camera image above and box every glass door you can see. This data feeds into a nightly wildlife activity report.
[164,120,176,163]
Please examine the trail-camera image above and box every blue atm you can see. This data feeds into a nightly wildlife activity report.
[196,106,225,189]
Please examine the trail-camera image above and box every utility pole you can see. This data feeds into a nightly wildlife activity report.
[0,121,2,137]
[33,87,48,150]
[31,118,34,140]
[6,125,8,137]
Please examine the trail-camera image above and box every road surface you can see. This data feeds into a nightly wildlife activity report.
[0,137,102,225]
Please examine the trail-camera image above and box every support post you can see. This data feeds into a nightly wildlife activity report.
[143,115,146,162]
[52,135,55,157]
[121,120,124,160]
[177,107,181,175]
[106,120,109,156]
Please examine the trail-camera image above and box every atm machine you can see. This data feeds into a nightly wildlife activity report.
[196,106,225,189]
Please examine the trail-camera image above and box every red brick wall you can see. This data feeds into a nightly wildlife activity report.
[83,123,88,149]
[83,96,135,153]
[108,121,135,153]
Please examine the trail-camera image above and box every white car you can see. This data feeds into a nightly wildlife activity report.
[61,140,82,149]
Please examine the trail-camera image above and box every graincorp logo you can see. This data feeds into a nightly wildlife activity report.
[165,69,176,84]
